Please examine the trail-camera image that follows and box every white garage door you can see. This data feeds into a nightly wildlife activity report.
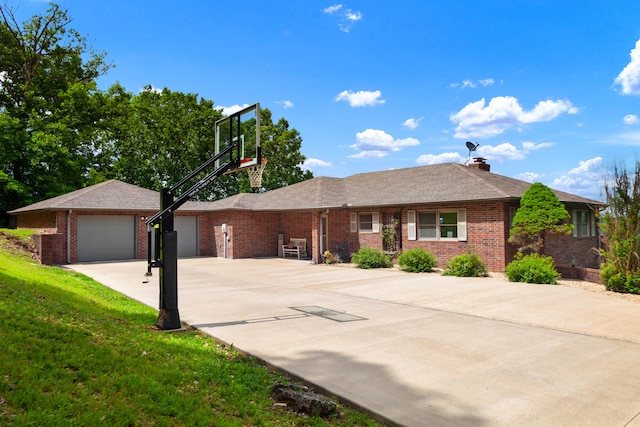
[175,216,198,257]
[149,216,199,258]
[77,215,136,262]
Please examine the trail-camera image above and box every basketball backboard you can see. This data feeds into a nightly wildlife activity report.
[215,103,261,172]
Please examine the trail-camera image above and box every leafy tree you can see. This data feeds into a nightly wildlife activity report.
[106,88,312,200]
[0,2,110,225]
[106,86,222,198]
[0,3,312,223]
[508,182,573,254]
[599,162,640,294]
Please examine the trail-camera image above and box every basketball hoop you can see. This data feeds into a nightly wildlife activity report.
[246,158,267,188]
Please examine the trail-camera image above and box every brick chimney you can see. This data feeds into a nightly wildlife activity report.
[468,157,490,172]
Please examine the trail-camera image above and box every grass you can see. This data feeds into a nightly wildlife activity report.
[0,229,383,426]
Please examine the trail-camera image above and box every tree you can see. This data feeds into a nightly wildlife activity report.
[107,86,222,197]
[508,182,573,254]
[599,162,640,294]
[106,88,312,200]
[0,2,110,225]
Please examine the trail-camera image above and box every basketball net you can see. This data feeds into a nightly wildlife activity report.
[246,158,267,188]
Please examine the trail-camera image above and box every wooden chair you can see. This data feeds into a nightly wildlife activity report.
[282,238,307,259]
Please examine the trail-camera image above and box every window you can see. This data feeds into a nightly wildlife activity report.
[359,213,373,232]
[418,212,437,238]
[408,209,466,241]
[350,212,380,233]
[573,210,596,237]
[439,212,458,239]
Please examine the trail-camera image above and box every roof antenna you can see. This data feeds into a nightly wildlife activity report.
[463,141,479,165]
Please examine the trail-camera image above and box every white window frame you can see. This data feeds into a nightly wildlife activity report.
[350,212,380,233]
[408,209,467,241]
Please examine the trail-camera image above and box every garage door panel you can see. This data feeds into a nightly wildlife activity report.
[77,215,136,262]
[175,216,198,258]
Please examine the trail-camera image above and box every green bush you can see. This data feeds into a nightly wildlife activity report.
[397,247,437,273]
[351,247,392,269]
[600,261,640,294]
[443,253,488,277]
[505,253,561,284]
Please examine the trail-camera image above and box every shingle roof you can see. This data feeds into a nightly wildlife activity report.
[7,180,203,213]
[9,163,603,214]
[204,163,603,211]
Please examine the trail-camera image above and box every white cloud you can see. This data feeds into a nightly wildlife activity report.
[615,39,640,95]
[323,4,343,13]
[349,129,419,158]
[416,152,465,165]
[277,100,294,109]
[416,140,554,167]
[624,114,639,125]
[216,104,251,116]
[550,157,605,200]
[335,89,385,107]
[450,96,578,139]
[323,4,362,33]
[477,141,554,163]
[606,131,640,145]
[402,117,423,130]
[302,158,332,171]
[515,172,542,183]
[519,99,578,123]
[449,78,495,89]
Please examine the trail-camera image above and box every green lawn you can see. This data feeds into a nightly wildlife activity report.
[0,229,382,426]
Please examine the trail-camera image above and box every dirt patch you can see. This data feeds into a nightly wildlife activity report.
[0,231,40,263]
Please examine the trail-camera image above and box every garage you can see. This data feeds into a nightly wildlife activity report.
[149,216,199,259]
[77,215,136,262]
[175,216,198,257]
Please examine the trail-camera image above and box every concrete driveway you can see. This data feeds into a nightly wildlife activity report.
[70,257,640,427]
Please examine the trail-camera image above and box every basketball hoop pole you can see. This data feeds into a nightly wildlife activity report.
[145,102,261,331]
[146,145,237,330]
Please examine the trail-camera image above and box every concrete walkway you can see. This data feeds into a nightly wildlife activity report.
[70,257,640,427]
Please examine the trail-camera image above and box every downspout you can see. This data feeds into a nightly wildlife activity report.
[66,209,72,264]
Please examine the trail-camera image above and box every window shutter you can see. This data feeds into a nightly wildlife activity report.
[457,209,467,241]
[572,210,578,237]
[408,210,416,241]
[372,212,380,233]
[350,213,357,233]
[590,210,596,237]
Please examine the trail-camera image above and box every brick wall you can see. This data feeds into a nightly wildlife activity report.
[545,233,601,269]
[15,211,57,232]
[31,233,65,265]
[394,203,511,272]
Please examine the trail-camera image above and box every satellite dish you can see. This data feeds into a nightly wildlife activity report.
[464,141,480,165]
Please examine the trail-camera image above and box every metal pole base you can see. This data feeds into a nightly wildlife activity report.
[156,308,182,330]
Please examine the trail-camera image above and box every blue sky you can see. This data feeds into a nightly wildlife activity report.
[17,1,640,201]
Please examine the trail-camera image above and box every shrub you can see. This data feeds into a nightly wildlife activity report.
[505,253,560,284]
[351,247,392,269]
[443,253,488,277]
[600,261,640,294]
[397,247,437,273]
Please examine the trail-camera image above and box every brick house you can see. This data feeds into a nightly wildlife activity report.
[10,159,603,272]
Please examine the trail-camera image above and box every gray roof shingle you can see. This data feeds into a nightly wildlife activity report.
[9,163,603,214]
[205,163,603,211]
